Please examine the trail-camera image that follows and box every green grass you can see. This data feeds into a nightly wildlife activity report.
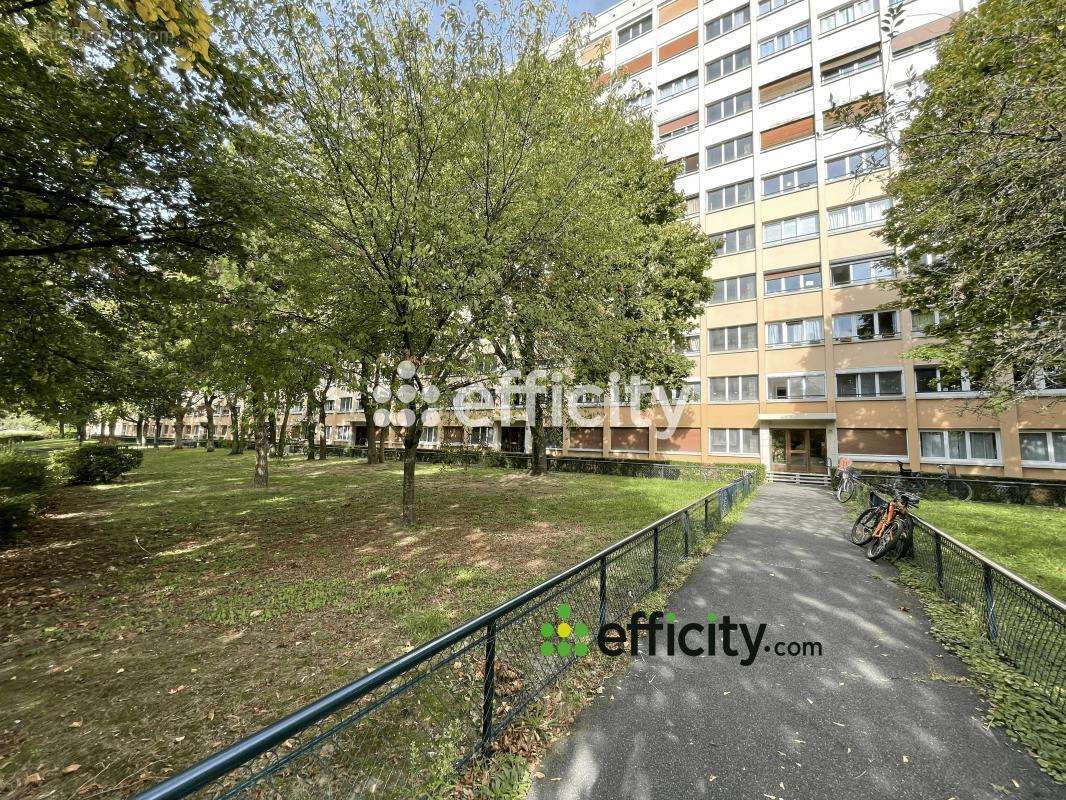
[0,448,722,797]
[915,498,1066,599]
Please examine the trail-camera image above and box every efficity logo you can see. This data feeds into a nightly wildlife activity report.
[537,608,822,666]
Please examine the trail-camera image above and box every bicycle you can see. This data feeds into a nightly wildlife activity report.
[893,461,973,501]
[850,486,919,561]
[836,465,860,503]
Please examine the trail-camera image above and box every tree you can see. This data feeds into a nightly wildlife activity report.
[856,0,1065,406]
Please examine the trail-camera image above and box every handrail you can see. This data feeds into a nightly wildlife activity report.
[133,476,751,800]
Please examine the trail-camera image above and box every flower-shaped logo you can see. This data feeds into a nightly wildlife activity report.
[539,603,590,658]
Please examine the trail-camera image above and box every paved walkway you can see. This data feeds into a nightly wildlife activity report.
[528,483,1059,800]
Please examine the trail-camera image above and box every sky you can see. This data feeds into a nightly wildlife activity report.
[566,0,616,15]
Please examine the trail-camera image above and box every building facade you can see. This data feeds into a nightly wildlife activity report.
[123,0,1066,480]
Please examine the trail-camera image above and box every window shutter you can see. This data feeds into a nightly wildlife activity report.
[658,0,697,25]
[658,29,698,62]
[891,12,960,53]
[659,111,699,136]
[760,116,814,149]
[759,69,813,104]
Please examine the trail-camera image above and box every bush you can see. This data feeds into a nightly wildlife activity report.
[0,493,40,544]
[0,447,51,493]
[0,431,46,445]
[51,444,143,485]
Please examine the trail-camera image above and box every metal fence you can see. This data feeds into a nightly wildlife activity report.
[133,472,757,800]
[849,479,1065,705]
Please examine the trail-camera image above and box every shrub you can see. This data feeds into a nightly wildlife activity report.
[0,493,40,544]
[51,444,143,485]
[0,431,46,445]
[0,447,51,493]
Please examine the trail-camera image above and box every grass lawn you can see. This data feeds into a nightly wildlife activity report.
[0,448,722,798]
[915,498,1066,599]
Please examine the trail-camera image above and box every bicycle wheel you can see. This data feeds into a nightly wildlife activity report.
[851,507,881,545]
[837,479,857,503]
[867,520,900,561]
[946,479,973,501]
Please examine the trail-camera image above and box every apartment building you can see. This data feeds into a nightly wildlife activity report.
[125,0,1065,481]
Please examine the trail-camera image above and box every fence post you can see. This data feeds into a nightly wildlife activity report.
[933,531,944,588]
[704,496,710,533]
[683,509,691,557]
[598,556,607,629]
[652,525,660,590]
[480,620,496,750]
[982,563,998,643]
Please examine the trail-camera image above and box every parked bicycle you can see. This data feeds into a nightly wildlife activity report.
[836,464,860,502]
[893,461,973,501]
[850,486,919,561]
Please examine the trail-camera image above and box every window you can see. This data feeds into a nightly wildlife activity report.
[837,428,908,457]
[819,0,876,33]
[830,256,893,286]
[323,425,332,439]
[920,430,1000,464]
[709,374,759,402]
[336,424,351,442]
[707,179,754,211]
[832,310,899,341]
[914,366,978,394]
[765,269,821,295]
[628,90,653,111]
[707,90,752,124]
[419,426,439,444]
[765,318,823,347]
[708,324,758,352]
[469,426,495,446]
[679,330,701,355]
[618,14,652,45]
[339,396,353,412]
[707,134,753,166]
[573,389,602,406]
[709,428,760,454]
[821,47,881,82]
[715,226,756,255]
[758,0,795,15]
[763,212,818,245]
[706,47,750,81]
[768,373,827,400]
[759,70,813,104]
[762,164,817,196]
[659,71,699,100]
[706,5,749,40]
[659,112,699,140]
[911,309,949,336]
[1020,431,1066,466]
[665,379,702,404]
[827,197,892,232]
[683,194,700,217]
[826,146,888,180]
[710,274,756,304]
[669,153,700,176]
[759,22,810,59]
[323,399,335,411]
[836,370,904,398]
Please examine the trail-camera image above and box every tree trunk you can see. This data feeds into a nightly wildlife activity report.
[173,405,185,450]
[252,400,269,488]
[275,404,291,458]
[76,421,86,443]
[362,393,377,464]
[153,416,161,447]
[58,420,65,438]
[530,393,547,476]
[135,416,145,446]
[377,425,388,461]
[401,421,423,525]
[205,394,216,452]
[305,391,316,460]
[268,414,277,448]
[227,399,241,455]
[107,416,117,439]
[318,401,327,460]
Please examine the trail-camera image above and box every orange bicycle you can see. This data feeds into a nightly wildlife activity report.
[850,486,919,561]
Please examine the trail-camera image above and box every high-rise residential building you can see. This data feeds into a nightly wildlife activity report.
[126,0,1065,481]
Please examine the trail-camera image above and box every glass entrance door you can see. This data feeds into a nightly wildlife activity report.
[771,429,829,473]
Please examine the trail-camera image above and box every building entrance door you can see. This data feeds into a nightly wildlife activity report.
[771,429,828,473]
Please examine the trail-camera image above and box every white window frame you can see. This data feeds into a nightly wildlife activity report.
[708,324,758,353]
[706,134,753,167]
[709,428,760,455]
[706,5,750,41]
[835,368,905,400]
[617,14,652,45]
[758,22,810,60]
[710,274,757,304]
[765,269,821,295]
[707,179,755,211]
[827,197,892,233]
[819,0,877,34]
[659,71,699,101]
[757,0,802,17]
[664,378,702,404]
[832,309,900,342]
[763,212,819,246]
[767,371,828,401]
[715,225,756,255]
[830,255,894,287]
[762,163,817,197]
[765,317,824,348]
[821,49,881,83]
[1019,430,1066,467]
[913,365,980,397]
[679,329,701,356]
[659,114,700,141]
[706,90,753,125]
[910,308,943,337]
[469,426,495,446]
[709,374,760,403]
[825,146,889,181]
[683,193,700,218]
[628,90,653,111]
[706,47,750,82]
[919,429,1002,466]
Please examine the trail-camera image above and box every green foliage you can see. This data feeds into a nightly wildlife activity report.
[0,493,39,543]
[0,448,51,494]
[882,0,1066,404]
[51,444,143,485]
[897,563,1065,781]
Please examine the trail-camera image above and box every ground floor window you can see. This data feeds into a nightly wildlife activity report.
[469,426,494,446]
[709,428,759,455]
[1019,430,1066,466]
[919,429,1000,464]
[419,426,438,444]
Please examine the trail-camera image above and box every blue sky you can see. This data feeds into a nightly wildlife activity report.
[566,0,615,15]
